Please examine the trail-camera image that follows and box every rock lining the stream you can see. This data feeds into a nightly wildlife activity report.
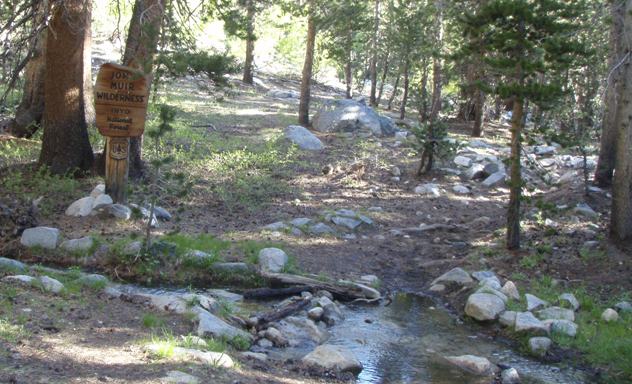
[302,344,363,374]
[444,354,498,376]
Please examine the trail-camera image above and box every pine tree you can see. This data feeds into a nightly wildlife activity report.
[460,0,587,249]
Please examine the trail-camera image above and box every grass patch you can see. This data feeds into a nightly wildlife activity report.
[162,233,229,260]
[142,313,166,329]
[0,318,29,343]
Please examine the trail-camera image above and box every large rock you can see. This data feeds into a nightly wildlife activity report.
[501,367,521,384]
[92,194,113,210]
[432,267,473,286]
[444,355,497,376]
[537,306,575,322]
[461,164,487,181]
[525,294,548,311]
[20,226,60,249]
[546,319,578,337]
[312,99,383,136]
[302,345,362,374]
[529,337,552,357]
[515,311,548,334]
[258,248,288,273]
[559,293,580,311]
[465,293,506,321]
[39,275,64,294]
[90,184,105,198]
[308,222,336,235]
[194,308,252,341]
[499,311,517,327]
[0,257,26,273]
[331,215,363,230]
[284,125,324,151]
[501,281,520,301]
[379,115,398,136]
[65,196,94,217]
[615,301,632,313]
[60,236,94,253]
[482,171,506,187]
[105,204,132,220]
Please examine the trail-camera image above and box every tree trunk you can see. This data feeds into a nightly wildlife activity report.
[399,58,409,120]
[506,96,524,250]
[471,88,484,137]
[419,63,429,121]
[610,0,632,244]
[298,3,316,127]
[429,0,444,122]
[242,1,255,85]
[122,0,165,179]
[595,1,625,187]
[376,50,390,105]
[344,60,352,99]
[38,0,94,174]
[8,2,47,138]
[387,71,400,111]
[369,0,380,106]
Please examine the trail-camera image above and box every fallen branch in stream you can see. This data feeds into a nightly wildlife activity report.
[243,286,312,300]
[261,272,381,302]
[248,297,312,330]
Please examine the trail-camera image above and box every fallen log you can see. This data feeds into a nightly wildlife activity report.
[261,272,381,302]
[250,297,312,330]
[394,224,463,235]
[243,286,312,300]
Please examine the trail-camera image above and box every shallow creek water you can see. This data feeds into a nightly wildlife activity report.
[121,285,588,384]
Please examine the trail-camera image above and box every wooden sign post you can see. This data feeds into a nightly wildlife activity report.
[95,63,149,204]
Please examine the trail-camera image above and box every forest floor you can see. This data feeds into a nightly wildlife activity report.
[1,71,632,383]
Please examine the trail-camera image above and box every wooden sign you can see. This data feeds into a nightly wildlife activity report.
[95,63,149,137]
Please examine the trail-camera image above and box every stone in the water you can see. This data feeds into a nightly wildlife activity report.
[414,183,441,197]
[60,236,94,253]
[499,311,517,327]
[465,293,506,321]
[106,204,132,220]
[514,312,548,334]
[615,301,632,313]
[0,257,26,273]
[537,306,575,322]
[65,196,94,217]
[163,370,199,384]
[559,293,580,311]
[194,308,252,341]
[90,184,105,198]
[432,267,473,286]
[501,281,520,301]
[308,307,324,321]
[529,337,552,357]
[444,355,497,376]
[20,226,60,249]
[92,194,113,210]
[302,345,363,374]
[258,248,288,273]
[525,294,548,311]
[501,367,521,384]
[284,125,324,151]
[601,308,619,322]
[546,319,577,337]
[39,275,64,294]
[264,327,289,347]
[309,222,336,235]
[331,216,363,230]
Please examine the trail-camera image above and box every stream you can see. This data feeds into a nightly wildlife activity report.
[120,285,589,384]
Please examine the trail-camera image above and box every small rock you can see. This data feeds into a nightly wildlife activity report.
[92,194,113,210]
[429,284,445,293]
[483,162,504,175]
[263,221,288,231]
[452,184,470,194]
[257,338,273,348]
[65,196,94,217]
[302,345,362,374]
[482,171,506,187]
[478,276,502,290]
[39,276,64,294]
[537,306,575,322]
[308,222,336,235]
[308,307,324,321]
[414,183,441,197]
[514,312,548,334]
[264,327,289,347]
[573,203,598,218]
[240,351,267,361]
[559,293,580,311]
[471,270,497,282]
[529,337,552,357]
[122,241,143,256]
[476,286,508,303]
[105,204,132,220]
[290,217,311,226]
[153,206,172,221]
[601,308,619,322]
[77,274,108,286]
[20,227,60,249]
[60,236,94,253]
[445,355,497,376]
[432,267,473,286]
[614,301,632,313]
[194,308,252,341]
[465,293,506,321]
[391,166,402,176]
[461,164,487,181]
[525,294,548,311]
[2,275,36,286]
[331,216,363,230]
[206,289,243,303]
[454,155,473,167]
[501,281,520,301]
[90,184,105,198]
[546,319,578,337]
[535,145,556,155]
[163,370,199,384]
[258,248,288,273]
[501,367,521,384]
[359,274,379,285]
[284,125,324,151]
[499,311,517,327]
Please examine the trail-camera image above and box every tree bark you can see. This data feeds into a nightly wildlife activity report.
[298,3,316,127]
[8,2,47,138]
[122,0,165,179]
[471,88,484,137]
[419,63,429,121]
[610,0,632,244]
[595,1,625,187]
[387,71,400,111]
[344,60,352,99]
[399,58,409,120]
[39,0,94,174]
[242,0,255,85]
[429,0,444,122]
[376,50,390,105]
[369,0,380,106]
